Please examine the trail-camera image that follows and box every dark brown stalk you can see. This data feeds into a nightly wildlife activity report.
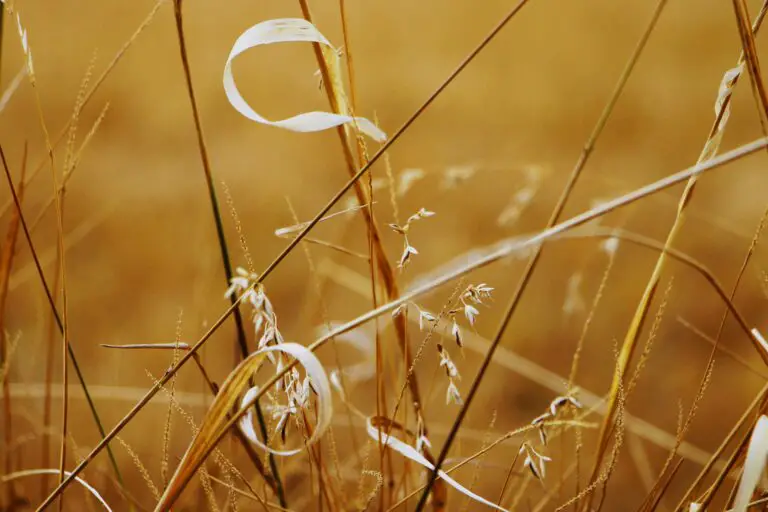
[0,143,25,507]
[732,0,768,123]
[296,0,425,434]
[321,0,389,492]
[170,1,286,504]
[637,457,683,512]
[0,143,119,504]
[301,0,532,504]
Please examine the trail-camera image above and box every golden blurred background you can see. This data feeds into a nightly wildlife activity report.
[4,0,768,509]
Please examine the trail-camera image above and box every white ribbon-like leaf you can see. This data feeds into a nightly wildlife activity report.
[366,418,508,511]
[224,18,386,142]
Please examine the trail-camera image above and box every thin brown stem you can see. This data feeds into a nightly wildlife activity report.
[149,221,763,509]
[0,143,25,506]
[296,0,423,445]
[585,2,768,503]
[648,3,768,503]
[674,381,768,510]
[0,143,120,503]
[36,108,768,512]
[732,0,768,125]
[413,1,669,508]
[695,398,768,510]
[26,46,70,510]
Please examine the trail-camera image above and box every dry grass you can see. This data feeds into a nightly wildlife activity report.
[5,0,768,511]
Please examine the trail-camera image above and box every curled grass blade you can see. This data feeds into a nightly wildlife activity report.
[156,342,331,509]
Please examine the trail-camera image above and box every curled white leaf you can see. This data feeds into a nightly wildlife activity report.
[239,342,331,456]
[365,418,507,511]
[224,19,386,141]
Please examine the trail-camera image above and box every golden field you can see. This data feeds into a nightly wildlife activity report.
[3,0,768,510]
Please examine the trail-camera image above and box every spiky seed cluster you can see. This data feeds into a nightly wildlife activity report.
[391,282,493,346]
[530,394,583,447]
[265,367,315,440]
[521,393,583,483]
[418,308,436,331]
[225,267,284,354]
[437,344,462,405]
[389,207,435,269]
[519,442,552,481]
[391,283,494,406]
[448,283,494,347]
[226,267,315,439]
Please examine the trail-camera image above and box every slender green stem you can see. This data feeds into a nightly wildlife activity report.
[171,1,286,505]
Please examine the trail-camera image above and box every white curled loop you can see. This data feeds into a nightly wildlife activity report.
[224,18,386,142]
[239,342,332,456]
